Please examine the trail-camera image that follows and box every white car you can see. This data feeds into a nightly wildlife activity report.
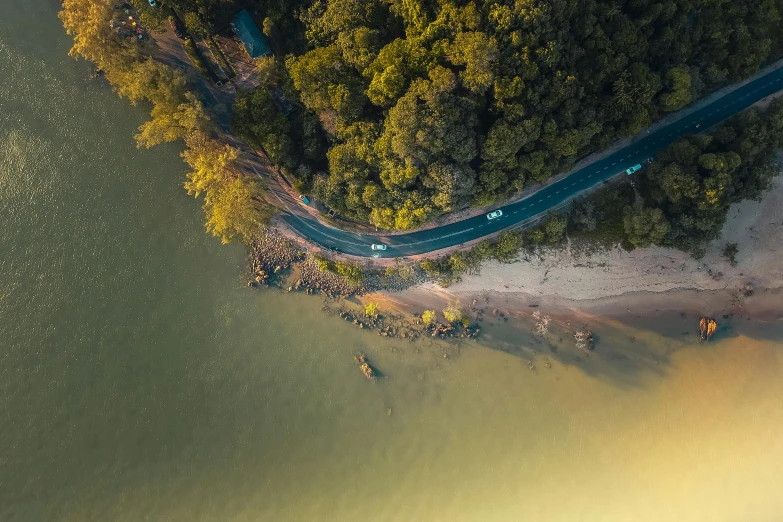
[371,244,387,251]
[487,210,503,220]
[625,164,642,175]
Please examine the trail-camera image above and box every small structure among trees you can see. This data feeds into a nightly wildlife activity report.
[231,9,271,59]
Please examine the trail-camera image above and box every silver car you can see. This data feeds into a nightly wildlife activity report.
[487,210,503,220]
[625,164,642,175]
[371,244,387,251]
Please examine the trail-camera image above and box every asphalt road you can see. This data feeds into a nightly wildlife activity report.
[280,66,783,258]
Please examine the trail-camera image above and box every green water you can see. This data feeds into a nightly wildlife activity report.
[3,2,783,521]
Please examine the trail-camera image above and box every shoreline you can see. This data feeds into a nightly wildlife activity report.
[377,284,783,320]
[255,174,783,345]
[371,173,783,326]
[357,284,783,362]
[352,171,783,347]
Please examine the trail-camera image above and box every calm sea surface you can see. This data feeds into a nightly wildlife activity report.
[2,2,783,521]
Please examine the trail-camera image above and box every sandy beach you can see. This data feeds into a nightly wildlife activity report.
[373,175,783,325]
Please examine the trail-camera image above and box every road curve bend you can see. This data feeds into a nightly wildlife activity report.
[279,66,783,258]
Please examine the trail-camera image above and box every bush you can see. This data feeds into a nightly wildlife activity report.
[722,243,739,266]
[262,17,274,38]
[420,259,440,275]
[183,12,210,39]
[494,230,524,261]
[442,301,462,323]
[396,263,415,280]
[313,255,334,272]
[421,309,436,325]
[183,39,210,77]
[544,214,568,244]
[292,178,308,194]
[207,37,235,78]
[364,302,379,318]
[335,261,364,285]
[526,228,546,245]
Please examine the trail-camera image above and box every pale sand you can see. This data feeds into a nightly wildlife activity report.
[377,175,783,321]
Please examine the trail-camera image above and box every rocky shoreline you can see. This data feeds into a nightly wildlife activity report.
[248,228,427,298]
[247,229,484,345]
[248,229,360,297]
[335,307,480,342]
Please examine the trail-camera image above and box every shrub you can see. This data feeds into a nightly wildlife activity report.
[420,259,439,275]
[421,309,436,325]
[544,214,568,244]
[313,255,334,272]
[442,301,462,323]
[291,179,305,194]
[722,243,739,266]
[397,263,415,280]
[527,228,546,245]
[494,230,524,261]
[335,261,364,285]
[364,302,379,318]
[183,39,210,77]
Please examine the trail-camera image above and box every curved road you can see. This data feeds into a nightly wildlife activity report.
[279,66,783,258]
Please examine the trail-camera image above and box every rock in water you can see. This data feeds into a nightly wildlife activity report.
[354,353,378,380]
[699,317,718,341]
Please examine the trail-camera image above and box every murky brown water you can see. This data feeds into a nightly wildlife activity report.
[2,2,783,520]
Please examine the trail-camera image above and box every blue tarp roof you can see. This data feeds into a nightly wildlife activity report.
[231,9,271,58]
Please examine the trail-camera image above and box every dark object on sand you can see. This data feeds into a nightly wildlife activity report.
[699,317,717,341]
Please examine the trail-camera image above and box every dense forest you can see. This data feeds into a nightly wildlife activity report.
[419,98,783,285]
[223,0,782,230]
[59,0,783,284]
[624,98,783,256]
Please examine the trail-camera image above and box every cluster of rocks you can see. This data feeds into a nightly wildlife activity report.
[532,311,551,336]
[362,265,427,293]
[471,306,510,324]
[465,298,511,326]
[699,317,718,341]
[574,329,596,352]
[338,309,422,341]
[354,353,378,380]
[427,321,481,339]
[249,230,366,297]
[339,309,370,328]
[295,258,365,297]
[247,230,445,299]
[248,229,304,286]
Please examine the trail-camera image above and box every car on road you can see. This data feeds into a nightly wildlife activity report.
[371,244,387,251]
[625,164,642,175]
[487,210,503,220]
[298,195,310,204]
